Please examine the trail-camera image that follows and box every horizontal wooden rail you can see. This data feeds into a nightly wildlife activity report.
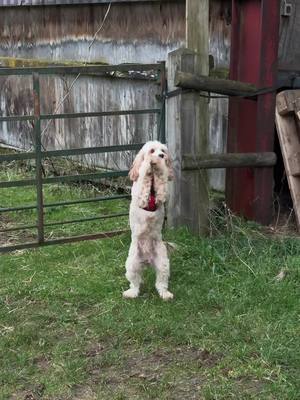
[175,70,258,97]
[182,152,277,170]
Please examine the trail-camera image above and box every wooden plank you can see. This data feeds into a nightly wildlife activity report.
[185,0,209,234]
[278,0,300,71]
[294,97,300,121]
[175,70,258,97]
[276,91,296,115]
[186,0,209,75]
[167,49,209,235]
[0,56,107,67]
[167,0,209,235]
[276,91,300,120]
[288,152,300,176]
[275,89,300,229]
[182,152,277,170]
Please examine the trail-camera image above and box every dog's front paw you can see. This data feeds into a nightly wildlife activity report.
[159,290,174,301]
[123,288,139,299]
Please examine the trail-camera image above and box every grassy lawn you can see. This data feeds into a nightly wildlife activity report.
[0,161,300,399]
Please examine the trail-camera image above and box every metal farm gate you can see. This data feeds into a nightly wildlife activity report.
[0,63,166,253]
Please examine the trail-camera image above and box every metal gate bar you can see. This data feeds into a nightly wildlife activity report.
[0,143,150,162]
[0,62,166,253]
[0,109,161,123]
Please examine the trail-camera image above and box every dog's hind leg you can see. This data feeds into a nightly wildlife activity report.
[153,241,173,301]
[123,243,142,299]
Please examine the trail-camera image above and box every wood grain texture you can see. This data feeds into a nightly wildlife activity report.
[278,0,300,71]
[275,90,300,230]
[186,0,209,75]
[167,48,209,235]
[182,152,277,170]
[175,71,257,96]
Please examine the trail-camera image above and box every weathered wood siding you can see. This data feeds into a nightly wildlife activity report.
[0,2,185,64]
[0,0,230,188]
[0,0,229,189]
[0,1,186,171]
[208,0,230,191]
[1,0,299,189]
[0,74,162,169]
[208,0,300,191]
[278,0,300,71]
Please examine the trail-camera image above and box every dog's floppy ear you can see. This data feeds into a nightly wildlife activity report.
[166,153,174,181]
[129,148,144,181]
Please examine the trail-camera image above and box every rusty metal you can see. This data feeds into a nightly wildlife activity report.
[182,152,277,170]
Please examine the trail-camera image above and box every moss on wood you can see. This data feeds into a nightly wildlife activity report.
[0,56,107,68]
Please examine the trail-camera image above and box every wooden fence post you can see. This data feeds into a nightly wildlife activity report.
[166,0,209,235]
[166,48,209,235]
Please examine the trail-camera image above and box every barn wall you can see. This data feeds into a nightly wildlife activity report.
[0,2,185,64]
[0,0,231,189]
[208,0,231,191]
[278,0,300,72]
[0,74,162,169]
[0,1,186,171]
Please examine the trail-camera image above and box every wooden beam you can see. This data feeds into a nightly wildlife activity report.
[0,56,106,68]
[186,0,209,75]
[294,98,300,121]
[288,152,300,176]
[276,91,296,115]
[167,0,209,235]
[175,71,258,97]
[182,152,277,170]
[275,90,300,229]
[0,0,173,7]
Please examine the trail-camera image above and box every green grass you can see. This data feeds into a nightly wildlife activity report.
[0,162,300,399]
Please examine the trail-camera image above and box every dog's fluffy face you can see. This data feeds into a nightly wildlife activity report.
[129,141,173,182]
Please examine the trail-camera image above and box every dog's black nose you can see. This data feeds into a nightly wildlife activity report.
[159,153,164,158]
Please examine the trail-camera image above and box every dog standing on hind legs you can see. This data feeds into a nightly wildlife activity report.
[123,141,174,300]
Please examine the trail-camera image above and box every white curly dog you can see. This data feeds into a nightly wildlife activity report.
[123,140,174,300]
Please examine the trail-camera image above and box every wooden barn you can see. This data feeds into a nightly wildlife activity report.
[1,0,300,243]
[0,0,230,189]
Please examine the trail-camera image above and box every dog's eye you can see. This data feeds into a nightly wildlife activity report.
[150,149,155,153]
[161,149,166,153]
